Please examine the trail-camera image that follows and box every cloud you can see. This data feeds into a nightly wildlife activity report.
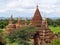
[0,0,60,17]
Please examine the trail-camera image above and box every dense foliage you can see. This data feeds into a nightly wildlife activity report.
[0,19,8,29]
[7,26,37,45]
[47,18,60,26]
[0,18,60,45]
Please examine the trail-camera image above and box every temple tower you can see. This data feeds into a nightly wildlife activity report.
[9,15,14,24]
[41,14,49,29]
[31,5,42,27]
[16,17,21,28]
[6,15,16,34]
[24,17,28,26]
[7,15,16,29]
[33,14,56,45]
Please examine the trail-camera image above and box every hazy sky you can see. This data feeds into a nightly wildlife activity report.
[0,0,60,18]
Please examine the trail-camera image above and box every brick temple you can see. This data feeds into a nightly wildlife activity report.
[6,5,57,45]
[32,5,56,45]
[6,15,27,34]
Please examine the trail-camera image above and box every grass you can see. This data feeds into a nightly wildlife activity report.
[6,42,18,45]
[49,26,60,34]
[0,26,60,45]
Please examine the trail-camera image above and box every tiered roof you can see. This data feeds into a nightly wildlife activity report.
[33,6,56,45]
[32,5,42,27]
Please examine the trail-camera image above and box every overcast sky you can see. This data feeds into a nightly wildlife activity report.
[0,0,60,18]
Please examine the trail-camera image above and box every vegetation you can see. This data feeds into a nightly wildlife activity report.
[0,19,8,29]
[7,26,37,45]
[47,18,60,26]
[0,18,60,45]
[49,26,60,34]
[52,38,60,45]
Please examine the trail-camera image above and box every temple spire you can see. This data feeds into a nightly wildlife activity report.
[16,16,21,28]
[31,5,42,27]
[9,15,13,24]
[10,15,13,20]
[17,16,21,24]
[44,13,46,21]
[43,14,48,29]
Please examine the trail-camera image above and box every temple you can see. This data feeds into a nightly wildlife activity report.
[6,5,57,45]
[16,17,21,29]
[33,17,56,45]
[6,15,16,34]
[32,6,56,45]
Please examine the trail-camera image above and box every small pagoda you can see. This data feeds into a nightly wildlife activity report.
[16,17,21,28]
[6,15,16,34]
[31,5,42,27]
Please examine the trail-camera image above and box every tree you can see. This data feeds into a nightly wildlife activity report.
[55,19,60,26]
[26,20,30,25]
[47,18,54,25]
[0,19,8,29]
[53,23,57,27]
[7,26,37,45]
[0,24,5,29]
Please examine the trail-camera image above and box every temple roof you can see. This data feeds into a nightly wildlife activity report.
[34,5,42,19]
[32,5,42,27]
[9,15,14,24]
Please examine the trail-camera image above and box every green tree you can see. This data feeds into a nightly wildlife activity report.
[53,23,57,27]
[0,24,5,29]
[47,18,54,25]
[7,26,37,45]
[0,19,8,29]
[55,19,60,26]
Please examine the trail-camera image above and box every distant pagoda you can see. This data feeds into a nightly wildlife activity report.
[16,17,21,28]
[6,15,16,34]
[7,15,16,29]
[31,5,42,27]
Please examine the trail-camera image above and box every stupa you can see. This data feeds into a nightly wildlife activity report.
[6,15,16,34]
[16,17,21,28]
